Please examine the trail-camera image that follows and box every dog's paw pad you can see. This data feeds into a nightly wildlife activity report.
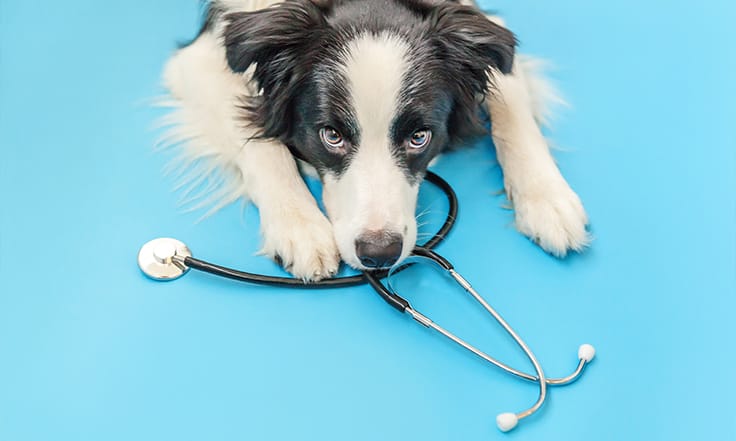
[512,180,590,257]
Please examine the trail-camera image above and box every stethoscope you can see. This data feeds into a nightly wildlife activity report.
[138,171,595,433]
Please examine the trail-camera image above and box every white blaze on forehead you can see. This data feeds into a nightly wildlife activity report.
[343,33,410,146]
[322,32,418,269]
[332,32,415,231]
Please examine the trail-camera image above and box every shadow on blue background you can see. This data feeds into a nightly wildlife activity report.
[1,1,734,440]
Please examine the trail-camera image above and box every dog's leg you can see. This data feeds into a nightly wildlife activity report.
[486,59,590,256]
[163,31,339,281]
[237,140,340,281]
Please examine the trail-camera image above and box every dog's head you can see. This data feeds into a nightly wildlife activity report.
[224,0,515,269]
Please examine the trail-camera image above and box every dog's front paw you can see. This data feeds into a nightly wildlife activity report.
[260,206,340,282]
[511,176,590,257]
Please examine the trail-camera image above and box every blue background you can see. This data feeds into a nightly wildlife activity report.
[1,0,734,440]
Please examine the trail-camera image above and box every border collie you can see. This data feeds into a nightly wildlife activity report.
[160,0,590,280]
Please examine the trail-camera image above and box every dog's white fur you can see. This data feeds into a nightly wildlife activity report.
[159,0,589,280]
[488,65,589,255]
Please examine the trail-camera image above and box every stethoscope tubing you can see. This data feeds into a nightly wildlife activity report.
[175,171,458,290]
[143,170,594,433]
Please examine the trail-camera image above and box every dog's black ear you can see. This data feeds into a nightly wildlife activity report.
[224,1,327,73]
[429,4,516,75]
[224,0,328,138]
[428,4,516,143]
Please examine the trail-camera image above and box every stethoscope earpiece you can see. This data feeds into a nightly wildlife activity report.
[497,413,519,432]
[579,343,596,362]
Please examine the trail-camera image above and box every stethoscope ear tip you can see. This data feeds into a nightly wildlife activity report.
[496,413,519,432]
[578,344,596,362]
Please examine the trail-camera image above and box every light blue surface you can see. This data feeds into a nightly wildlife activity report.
[1,0,735,439]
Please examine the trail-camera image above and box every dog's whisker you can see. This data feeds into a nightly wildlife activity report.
[415,209,447,222]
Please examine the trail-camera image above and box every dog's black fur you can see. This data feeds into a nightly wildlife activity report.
[213,0,516,180]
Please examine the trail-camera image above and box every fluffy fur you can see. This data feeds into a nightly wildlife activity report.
[158,0,590,280]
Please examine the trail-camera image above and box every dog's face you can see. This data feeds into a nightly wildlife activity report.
[225,0,515,269]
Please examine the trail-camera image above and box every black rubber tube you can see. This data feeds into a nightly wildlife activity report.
[181,171,458,308]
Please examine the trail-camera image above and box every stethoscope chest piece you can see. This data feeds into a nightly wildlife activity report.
[137,237,192,280]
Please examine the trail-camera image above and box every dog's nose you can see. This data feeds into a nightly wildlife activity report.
[355,231,403,268]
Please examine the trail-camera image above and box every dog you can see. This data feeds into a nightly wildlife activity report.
[160,0,590,281]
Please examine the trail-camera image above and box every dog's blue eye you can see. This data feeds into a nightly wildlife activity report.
[408,129,431,149]
[320,127,344,150]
